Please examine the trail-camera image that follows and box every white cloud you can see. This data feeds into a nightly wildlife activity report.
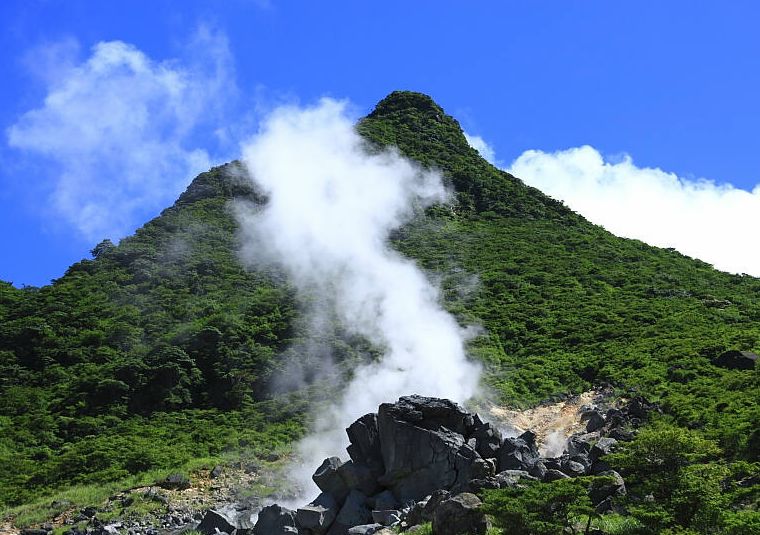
[464,132,497,164]
[508,145,760,276]
[7,28,234,241]
[236,98,482,496]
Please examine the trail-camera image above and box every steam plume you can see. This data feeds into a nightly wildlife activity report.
[236,98,481,494]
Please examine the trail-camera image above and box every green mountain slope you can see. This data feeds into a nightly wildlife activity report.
[1,92,757,525]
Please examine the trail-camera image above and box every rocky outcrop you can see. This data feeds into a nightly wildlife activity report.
[240,394,654,535]
[431,493,489,535]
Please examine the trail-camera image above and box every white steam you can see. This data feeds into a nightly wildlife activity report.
[236,98,481,495]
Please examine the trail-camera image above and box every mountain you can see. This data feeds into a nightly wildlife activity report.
[1,92,757,531]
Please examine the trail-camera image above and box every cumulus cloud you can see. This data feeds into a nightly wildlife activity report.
[464,132,497,164]
[7,28,234,241]
[236,98,482,495]
[509,145,760,276]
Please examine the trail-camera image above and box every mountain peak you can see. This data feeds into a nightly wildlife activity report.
[367,90,445,118]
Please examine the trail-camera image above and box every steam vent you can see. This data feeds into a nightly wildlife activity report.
[197,394,653,535]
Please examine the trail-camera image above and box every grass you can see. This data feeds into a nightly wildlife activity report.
[1,455,225,528]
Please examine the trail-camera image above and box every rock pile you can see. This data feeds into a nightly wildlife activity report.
[198,394,654,535]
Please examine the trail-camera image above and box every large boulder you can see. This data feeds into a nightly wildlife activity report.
[253,504,297,535]
[346,413,385,477]
[379,396,474,436]
[296,492,338,534]
[328,490,372,535]
[590,471,626,505]
[405,489,450,527]
[431,493,489,535]
[470,415,503,460]
[314,457,350,503]
[377,397,481,501]
[338,460,380,496]
[496,431,540,472]
[713,350,758,370]
[197,509,237,535]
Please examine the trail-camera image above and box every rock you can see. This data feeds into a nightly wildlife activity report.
[338,460,380,495]
[379,396,473,436]
[590,471,626,505]
[210,465,223,479]
[470,415,503,460]
[368,490,397,512]
[625,397,660,420]
[713,350,758,370]
[346,413,385,477]
[495,470,534,487]
[314,457,350,503]
[81,506,98,518]
[21,530,49,535]
[562,460,586,476]
[496,432,540,472]
[329,490,371,535]
[197,509,237,535]
[590,437,618,462]
[528,460,547,480]
[431,493,489,535]
[467,477,500,492]
[296,492,338,534]
[159,473,191,490]
[371,510,400,526]
[583,410,606,433]
[377,401,478,501]
[347,524,383,535]
[253,504,297,535]
[565,435,594,457]
[544,469,571,482]
[470,457,496,480]
[608,428,635,442]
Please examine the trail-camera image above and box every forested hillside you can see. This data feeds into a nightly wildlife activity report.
[1,91,757,532]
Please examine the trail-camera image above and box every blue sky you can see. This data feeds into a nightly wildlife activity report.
[2,1,759,286]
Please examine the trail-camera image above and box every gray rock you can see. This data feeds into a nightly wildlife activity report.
[496,432,540,472]
[590,437,618,462]
[714,350,757,370]
[197,510,236,535]
[584,410,606,433]
[404,489,450,527]
[347,524,383,535]
[562,460,586,476]
[528,460,547,480]
[565,435,594,457]
[470,415,503,460]
[296,492,338,534]
[431,493,489,535]
[379,396,473,436]
[590,471,626,505]
[253,504,296,535]
[346,413,384,477]
[368,490,396,512]
[338,460,380,496]
[370,510,400,526]
[314,457,349,504]
[160,473,191,490]
[377,410,475,501]
[328,490,371,535]
[210,465,223,479]
[544,469,571,482]
[495,470,534,488]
